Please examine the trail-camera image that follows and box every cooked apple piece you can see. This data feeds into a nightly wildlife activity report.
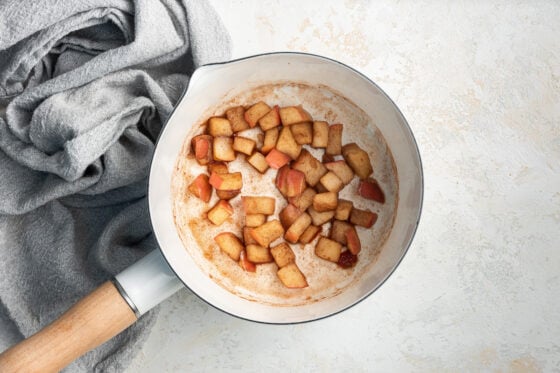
[239,250,256,272]
[291,149,327,187]
[286,169,306,197]
[307,206,335,226]
[330,220,352,245]
[243,227,258,245]
[279,204,303,229]
[226,106,250,133]
[312,192,338,212]
[277,262,308,288]
[337,250,358,268]
[246,244,274,264]
[312,121,329,148]
[325,160,354,185]
[216,189,240,200]
[250,220,284,247]
[279,105,312,126]
[188,174,212,203]
[208,117,233,137]
[242,196,275,215]
[285,213,312,243]
[214,232,244,261]
[270,242,296,268]
[212,136,235,161]
[275,165,290,196]
[335,199,353,221]
[244,101,271,127]
[261,128,279,154]
[345,226,361,255]
[290,122,313,145]
[350,207,378,228]
[319,171,344,193]
[299,225,321,244]
[258,105,281,131]
[232,136,256,155]
[288,187,316,211]
[247,152,269,173]
[326,123,343,155]
[265,148,291,169]
[207,161,228,175]
[207,200,233,225]
[358,178,385,203]
[276,127,301,160]
[209,172,242,190]
[191,134,213,165]
[315,236,342,263]
[342,143,373,179]
[246,214,266,227]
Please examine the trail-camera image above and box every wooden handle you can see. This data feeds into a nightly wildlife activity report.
[0,281,137,373]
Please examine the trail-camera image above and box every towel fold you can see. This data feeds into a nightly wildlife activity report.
[0,0,231,371]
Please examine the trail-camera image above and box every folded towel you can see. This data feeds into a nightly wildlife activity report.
[0,0,231,371]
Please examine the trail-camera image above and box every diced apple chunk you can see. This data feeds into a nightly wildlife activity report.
[279,204,303,230]
[290,122,313,145]
[342,143,373,179]
[212,136,235,161]
[275,166,306,197]
[265,148,291,169]
[288,188,316,211]
[276,127,301,160]
[216,189,240,200]
[239,250,256,272]
[233,136,256,155]
[285,213,312,243]
[330,220,352,245]
[261,128,279,154]
[247,152,269,173]
[244,101,271,128]
[246,244,274,264]
[277,263,308,288]
[245,214,266,227]
[191,134,213,165]
[279,105,312,126]
[326,123,343,155]
[350,208,378,228]
[335,199,353,221]
[319,171,344,193]
[312,192,338,212]
[207,200,233,225]
[358,178,385,203]
[226,106,250,133]
[307,207,335,226]
[208,172,242,190]
[291,149,327,187]
[243,227,258,245]
[250,220,284,247]
[298,225,321,244]
[207,161,228,174]
[188,174,212,203]
[325,161,354,185]
[312,121,329,148]
[270,242,296,268]
[214,232,243,261]
[345,226,361,255]
[258,105,281,131]
[315,237,342,262]
[242,196,275,215]
[208,117,233,137]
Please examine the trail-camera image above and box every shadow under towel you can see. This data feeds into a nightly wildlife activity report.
[0,0,231,371]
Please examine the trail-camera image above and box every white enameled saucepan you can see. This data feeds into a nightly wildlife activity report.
[0,52,423,373]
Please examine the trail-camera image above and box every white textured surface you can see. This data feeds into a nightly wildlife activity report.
[127,1,560,372]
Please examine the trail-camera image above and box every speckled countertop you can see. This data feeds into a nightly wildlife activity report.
[127,1,560,371]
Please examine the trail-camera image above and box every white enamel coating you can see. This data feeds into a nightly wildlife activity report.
[148,53,423,323]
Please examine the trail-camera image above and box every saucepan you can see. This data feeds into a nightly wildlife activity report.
[0,52,423,372]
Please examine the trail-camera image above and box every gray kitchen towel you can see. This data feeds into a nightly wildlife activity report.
[0,0,230,371]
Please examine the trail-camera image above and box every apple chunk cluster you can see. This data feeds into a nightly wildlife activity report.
[188,102,386,289]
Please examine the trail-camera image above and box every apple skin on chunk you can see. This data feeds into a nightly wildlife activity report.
[188,174,212,203]
[358,178,386,203]
[350,208,378,228]
[265,148,291,169]
[239,250,256,272]
[191,134,213,165]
